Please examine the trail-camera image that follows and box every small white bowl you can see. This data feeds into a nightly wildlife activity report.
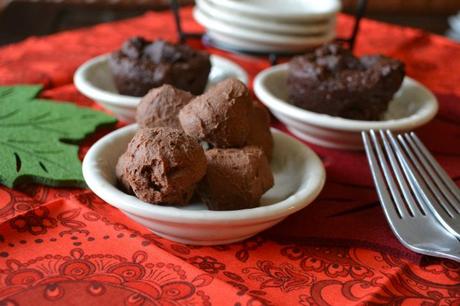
[254,64,438,150]
[82,125,325,245]
[197,0,335,35]
[194,8,335,53]
[206,0,340,22]
[74,54,249,123]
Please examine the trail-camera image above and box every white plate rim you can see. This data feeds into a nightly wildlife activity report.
[194,8,335,45]
[206,31,332,53]
[254,63,439,132]
[196,0,335,35]
[74,53,249,108]
[82,124,326,225]
[206,0,341,21]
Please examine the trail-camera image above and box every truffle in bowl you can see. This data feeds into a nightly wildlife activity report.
[82,125,325,245]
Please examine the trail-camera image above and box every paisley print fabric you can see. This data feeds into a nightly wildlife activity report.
[0,8,459,305]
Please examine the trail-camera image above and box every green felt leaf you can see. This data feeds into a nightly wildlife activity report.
[0,85,42,102]
[0,85,117,188]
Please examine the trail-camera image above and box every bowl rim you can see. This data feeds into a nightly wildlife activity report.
[74,54,141,108]
[82,124,326,225]
[73,53,249,108]
[206,0,341,21]
[253,63,439,132]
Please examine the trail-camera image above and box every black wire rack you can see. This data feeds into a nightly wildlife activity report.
[170,0,368,65]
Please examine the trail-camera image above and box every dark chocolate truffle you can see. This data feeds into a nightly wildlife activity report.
[109,37,211,96]
[136,84,194,129]
[178,78,253,148]
[115,152,132,194]
[198,146,274,211]
[116,127,207,205]
[246,102,273,160]
[287,43,405,120]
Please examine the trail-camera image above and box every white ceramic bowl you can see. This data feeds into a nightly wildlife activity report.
[74,54,249,123]
[197,0,335,35]
[194,8,335,53]
[254,64,439,150]
[207,0,340,22]
[82,125,325,245]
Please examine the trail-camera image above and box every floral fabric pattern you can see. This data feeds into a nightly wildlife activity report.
[0,7,459,305]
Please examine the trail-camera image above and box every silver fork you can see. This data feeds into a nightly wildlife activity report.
[362,130,460,262]
[395,132,460,238]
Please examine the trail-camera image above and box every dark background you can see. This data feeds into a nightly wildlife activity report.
[1,0,459,46]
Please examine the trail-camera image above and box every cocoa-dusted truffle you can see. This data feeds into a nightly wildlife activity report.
[287,43,405,120]
[109,37,211,97]
[116,127,207,205]
[136,84,194,129]
[198,146,274,211]
[115,152,132,194]
[179,78,253,148]
[246,102,273,160]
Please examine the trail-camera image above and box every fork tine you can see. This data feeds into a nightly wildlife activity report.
[363,131,460,262]
[370,130,412,219]
[386,131,435,214]
[404,133,460,214]
[362,131,402,220]
[387,131,460,238]
[397,134,457,218]
[409,132,460,204]
[380,130,423,217]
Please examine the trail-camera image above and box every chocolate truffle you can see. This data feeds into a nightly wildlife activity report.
[287,43,405,120]
[116,127,207,205]
[246,102,273,160]
[115,152,132,194]
[136,84,194,129]
[179,78,253,148]
[109,37,211,96]
[198,146,274,211]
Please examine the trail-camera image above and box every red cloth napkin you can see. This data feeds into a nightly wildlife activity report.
[0,8,459,305]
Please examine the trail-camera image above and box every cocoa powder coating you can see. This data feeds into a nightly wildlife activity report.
[116,127,207,205]
[198,146,274,211]
[179,78,253,148]
[136,84,194,129]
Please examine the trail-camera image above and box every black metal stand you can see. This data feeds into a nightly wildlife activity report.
[335,0,368,49]
[170,0,368,65]
[170,0,203,43]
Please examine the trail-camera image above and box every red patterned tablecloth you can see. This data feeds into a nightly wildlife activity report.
[0,7,459,306]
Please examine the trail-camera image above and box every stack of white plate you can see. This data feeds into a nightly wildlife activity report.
[447,12,460,42]
[194,0,341,53]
